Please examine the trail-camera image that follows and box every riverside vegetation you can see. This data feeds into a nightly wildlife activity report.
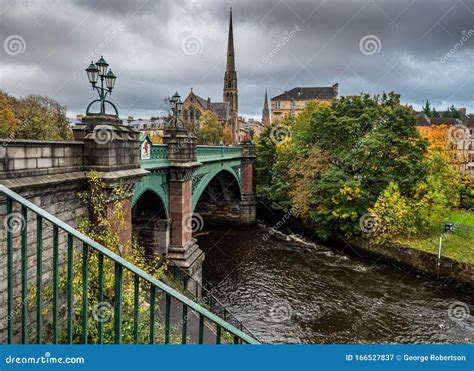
[255,93,473,265]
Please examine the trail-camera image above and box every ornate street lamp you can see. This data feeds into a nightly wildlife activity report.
[168,91,183,129]
[85,56,118,116]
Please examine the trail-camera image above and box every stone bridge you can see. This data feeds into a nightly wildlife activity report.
[0,114,255,293]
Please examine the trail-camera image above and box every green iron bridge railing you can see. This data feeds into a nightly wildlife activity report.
[0,184,258,345]
[140,144,243,169]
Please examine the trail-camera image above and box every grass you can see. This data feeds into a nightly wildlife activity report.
[447,209,474,228]
[396,233,473,265]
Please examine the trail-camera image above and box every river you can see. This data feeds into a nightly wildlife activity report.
[197,224,474,344]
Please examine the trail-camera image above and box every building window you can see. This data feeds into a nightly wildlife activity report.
[275,101,280,109]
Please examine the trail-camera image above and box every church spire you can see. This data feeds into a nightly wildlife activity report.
[226,7,235,72]
[262,90,270,126]
[223,7,238,144]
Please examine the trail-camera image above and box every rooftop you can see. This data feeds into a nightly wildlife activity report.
[271,85,338,101]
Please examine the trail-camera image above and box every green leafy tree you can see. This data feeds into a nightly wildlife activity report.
[197,111,223,145]
[257,93,432,239]
[422,100,431,116]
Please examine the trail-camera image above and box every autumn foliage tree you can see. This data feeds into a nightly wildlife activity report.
[0,90,73,141]
[256,93,461,240]
[197,111,223,145]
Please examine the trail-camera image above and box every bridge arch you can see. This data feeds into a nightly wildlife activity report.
[192,168,241,213]
[132,189,169,257]
[132,174,169,218]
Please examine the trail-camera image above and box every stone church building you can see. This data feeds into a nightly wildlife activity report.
[181,8,239,144]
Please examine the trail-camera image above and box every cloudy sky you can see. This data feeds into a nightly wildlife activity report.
[0,0,473,120]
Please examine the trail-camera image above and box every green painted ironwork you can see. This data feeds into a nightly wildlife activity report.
[36,215,43,344]
[0,184,259,345]
[6,197,13,344]
[137,143,244,214]
[52,225,59,343]
[20,205,27,344]
[66,234,74,344]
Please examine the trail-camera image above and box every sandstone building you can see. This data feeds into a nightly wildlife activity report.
[271,84,339,121]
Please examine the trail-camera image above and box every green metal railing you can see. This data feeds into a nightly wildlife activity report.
[196,145,242,160]
[140,144,242,170]
[0,184,258,344]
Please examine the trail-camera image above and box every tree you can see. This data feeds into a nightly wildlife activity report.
[223,127,232,145]
[422,100,431,116]
[15,94,73,140]
[0,91,16,137]
[257,93,432,239]
[197,111,223,145]
[443,105,461,118]
[0,90,73,141]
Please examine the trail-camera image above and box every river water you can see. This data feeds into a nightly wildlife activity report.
[197,224,474,344]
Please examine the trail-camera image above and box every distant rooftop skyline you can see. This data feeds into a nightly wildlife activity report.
[1,0,473,120]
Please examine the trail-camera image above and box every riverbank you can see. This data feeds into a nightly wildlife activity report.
[342,236,474,286]
[256,203,474,286]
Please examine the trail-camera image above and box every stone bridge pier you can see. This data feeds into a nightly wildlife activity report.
[132,128,257,296]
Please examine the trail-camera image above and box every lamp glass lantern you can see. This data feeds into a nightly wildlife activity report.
[95,56,109,76]
[86,62,99,85]
[105,69,116,90]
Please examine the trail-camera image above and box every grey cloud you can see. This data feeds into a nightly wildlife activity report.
[0,0,473,119]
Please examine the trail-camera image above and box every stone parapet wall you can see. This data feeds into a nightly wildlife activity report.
[0,139,84,180]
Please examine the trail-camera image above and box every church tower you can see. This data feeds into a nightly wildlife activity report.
[262,90,270,126]
[223,7,238,144]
